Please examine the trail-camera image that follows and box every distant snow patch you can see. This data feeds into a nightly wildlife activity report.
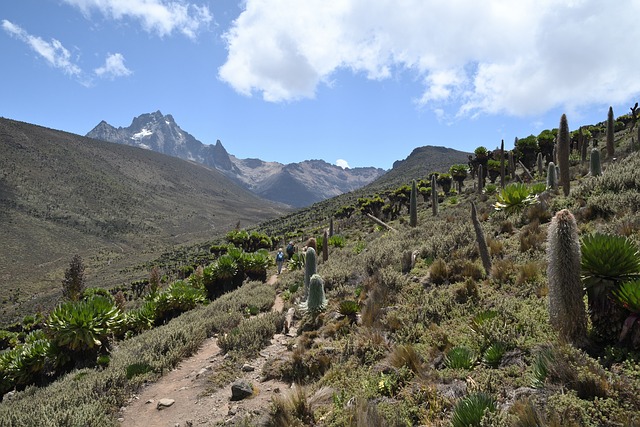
[165,121,171,125]
[336,159,350,169]
[131,128,153,140]
[138,143,151,150]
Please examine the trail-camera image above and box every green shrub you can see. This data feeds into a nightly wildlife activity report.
[328,234,345,248]
[218,312,284,358]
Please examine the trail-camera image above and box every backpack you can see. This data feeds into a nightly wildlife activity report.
[276,252,284,262]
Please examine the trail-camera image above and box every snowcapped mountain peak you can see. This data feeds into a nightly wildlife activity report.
[87,112,385,207]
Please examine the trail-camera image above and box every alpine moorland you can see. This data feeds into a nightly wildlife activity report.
[1,110,640,426]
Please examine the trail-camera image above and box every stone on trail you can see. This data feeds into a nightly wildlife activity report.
[230,380,253,401]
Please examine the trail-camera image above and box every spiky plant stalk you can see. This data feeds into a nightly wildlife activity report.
[500,139,505,188]
[306,274,327,314]
[322,230,329,262]
[304,247,317,300]
[546,161,557,190]
[558,114,571,196]
[477,164,484,194]
[431,174,438,216]
[409,179,418,227]
[537,152,544,177]
[607,106,615,158]
[471,201,491,275]
[546,209,588,346]
[329,217,334,237]
[509,149,516,179]
[578,126,585,163]
[62,254,86,301]
[590,148,602,176]
[581,132,588,163]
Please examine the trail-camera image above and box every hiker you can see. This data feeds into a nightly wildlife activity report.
[276,248,285,274]
[286,241,295,259]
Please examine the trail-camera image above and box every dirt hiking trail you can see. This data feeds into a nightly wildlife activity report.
[117,274,293,426]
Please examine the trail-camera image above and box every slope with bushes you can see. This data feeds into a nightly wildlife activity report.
[0,118,286,324]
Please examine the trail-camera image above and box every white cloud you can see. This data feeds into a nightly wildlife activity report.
[61,0,212,39]
[2,19,82,77]
[219,0,640,118]
[336,159,350,169]
[95,53,132,79]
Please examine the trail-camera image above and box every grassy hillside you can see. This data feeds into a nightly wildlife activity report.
[0,118,287,323]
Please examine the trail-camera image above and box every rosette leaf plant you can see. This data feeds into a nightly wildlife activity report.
[493,183,537,216]
[451,392,497,427]
[45,295,124,353]
[124,300,157,333]
[611,280,640,341]
[581,233,640,342]
[215,254,239,292]
[243,250,271,282]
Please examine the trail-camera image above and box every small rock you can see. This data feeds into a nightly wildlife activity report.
[117,418,125,423]
[157,398,175,409]
[228,404,239,416]
[196,367,209,378]
[241,364,255,372]
[231,380,253,401]
[145,399,154,405]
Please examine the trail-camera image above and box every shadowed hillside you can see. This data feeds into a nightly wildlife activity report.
[0,118,287,322]
[365,145,471,191]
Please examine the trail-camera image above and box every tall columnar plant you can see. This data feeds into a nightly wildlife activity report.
[607,106,615,158]
[547,209,588,346]
[537,152,544,177]
[329,217,334,237]
[558,114,571,196]
[590,148,602,176]
[500,139,506,188]
[577,126,585,162]
[431,174,438,216]
[509,148,516,179]
[477,164,484,194]
[581,131,588,163]
[322,230,329,262]
[62,254,86,301]
[409,179,418,227]
[546,161,557,190]
[304,274,327,315]
[304,247,317,299]
[471,201,491,275]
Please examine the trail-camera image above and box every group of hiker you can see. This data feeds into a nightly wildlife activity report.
[275,239,315,274]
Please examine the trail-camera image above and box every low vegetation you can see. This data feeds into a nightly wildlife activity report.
[1,107,640,426]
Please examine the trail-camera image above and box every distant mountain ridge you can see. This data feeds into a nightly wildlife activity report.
[87,111,386,207]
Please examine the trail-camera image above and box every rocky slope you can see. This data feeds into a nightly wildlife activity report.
[87,111,385,207]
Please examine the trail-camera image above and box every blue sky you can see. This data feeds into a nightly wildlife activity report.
[2,0,639,170]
